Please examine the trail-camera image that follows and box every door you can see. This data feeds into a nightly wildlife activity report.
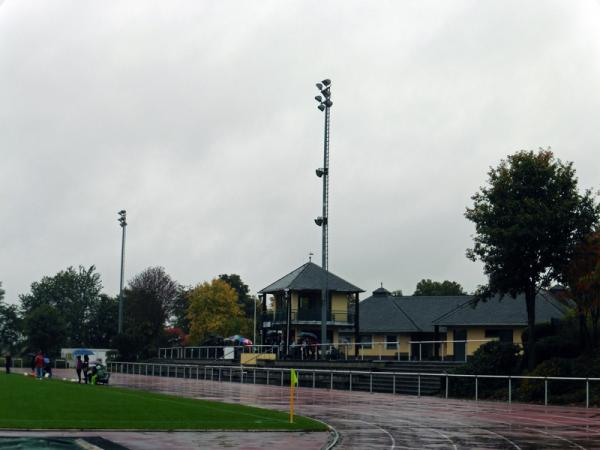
[454,329,467,362]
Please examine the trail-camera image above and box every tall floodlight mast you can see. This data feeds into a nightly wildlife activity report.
[117,210,127,334]
[314,79,332,355]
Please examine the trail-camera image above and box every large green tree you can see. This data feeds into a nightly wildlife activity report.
[0,282,23,354]
[23,304,67,356]
[413,279,466,296]
[85,294,118,347]
[466,150,599,369]
[19,266,102,347]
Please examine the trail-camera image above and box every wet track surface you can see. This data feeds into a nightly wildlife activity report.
[104,370,600,449]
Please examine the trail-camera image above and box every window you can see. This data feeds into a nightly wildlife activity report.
[484,329,513,343]
[339,335,352,345]
[385,335,398,350]
[359,335,372,349]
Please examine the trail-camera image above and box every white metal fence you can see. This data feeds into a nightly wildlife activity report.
[0,358,69,369]
[107,361,600,408]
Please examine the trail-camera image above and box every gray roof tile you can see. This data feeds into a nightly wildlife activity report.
[259,262,363,294]
[359,294,466,333]
[433,292,569,326]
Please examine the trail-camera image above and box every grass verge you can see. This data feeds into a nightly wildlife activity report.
[0,374,326,431]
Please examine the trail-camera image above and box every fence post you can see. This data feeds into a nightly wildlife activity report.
[330,371,333,390]
[349,372,353,391]
[312,370,316,388]
[419,343,422,361]
[267,369,270,385]
[241,367,244,384]
[219,367,221,382]
[230,368,233,383]
[370,373,373,393]
[544,378,548,406]
[418,374,421,397]
[475,376,478,402]
[508,377,512,404]
[445,375,449,399]
[253,368,256,384]
[280,369,283,386]
[393,374,396,395]
[586,378,589,408]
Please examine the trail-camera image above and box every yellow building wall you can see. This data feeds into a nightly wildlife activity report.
[445,329,454,356]
[274,292,349,318]
[466,328,487,355]
[331,293,346,309]
[352,334,411,357]
[513,327,525,346]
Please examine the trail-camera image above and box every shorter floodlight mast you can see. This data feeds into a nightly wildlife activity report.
[117,210,127,334]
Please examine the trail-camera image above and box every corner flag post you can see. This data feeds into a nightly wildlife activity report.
[290,368,298,423]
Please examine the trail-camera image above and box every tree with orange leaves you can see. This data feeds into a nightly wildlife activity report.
[564,232,600,351]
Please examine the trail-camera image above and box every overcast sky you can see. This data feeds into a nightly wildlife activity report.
[1,1,600,304]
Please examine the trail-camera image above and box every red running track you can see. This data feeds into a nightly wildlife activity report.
[102,370,600,449]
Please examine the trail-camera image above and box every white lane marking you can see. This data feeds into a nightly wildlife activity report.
[427,428,458,450]
[355,419,396,450]
[525,427,586,450]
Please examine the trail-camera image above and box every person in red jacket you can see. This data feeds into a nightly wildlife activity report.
[34,351,44,379]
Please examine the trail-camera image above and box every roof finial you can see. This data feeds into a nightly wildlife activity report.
[309,252,314,262]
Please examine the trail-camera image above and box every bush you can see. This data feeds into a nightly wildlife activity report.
[533,335,580,366]
[518,358,574,402]
[448,341,521,398]
[517,356,600,405]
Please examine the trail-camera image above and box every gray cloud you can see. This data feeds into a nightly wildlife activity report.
[1,0,600,303]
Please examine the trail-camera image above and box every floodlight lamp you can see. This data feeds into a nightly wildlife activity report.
[322,87,331,98]
[322,79,331,86]
[325,99,333,107]
[118,210,126,215]
[318,104,325,111]
[315,217,324,227]
[316,168,325,177]
[315,95,322,102]
[316,83,323,90]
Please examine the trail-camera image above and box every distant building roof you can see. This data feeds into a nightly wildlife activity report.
[433,292,569,327]
[359,288,467,333]
[372,286,391,297]
[358,288,571,334]
[259,262,364,294]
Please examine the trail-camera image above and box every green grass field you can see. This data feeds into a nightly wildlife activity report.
[0,374,326,431]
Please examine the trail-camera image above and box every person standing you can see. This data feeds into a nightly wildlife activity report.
[83,354,89,384]
[4,354,11,374]
[34,351,44,379]
[75,355,83,383]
